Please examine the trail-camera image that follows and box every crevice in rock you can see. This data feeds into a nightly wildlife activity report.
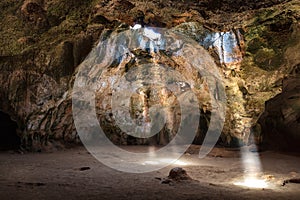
[0,111,20,150]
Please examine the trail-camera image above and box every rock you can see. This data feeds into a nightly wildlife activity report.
[133,10,145,26]
[73,34,93,67]
[17,36,35,45]
[160,167,192,185]
[144,12,167,27]
[0,0,299,150]
[20,0,49,30]
[49,41,74,78]
[73,26,218,145]
[258,75,300,151]
[93,0,135,25]
[91,14,110,25]
[282,178,300,186]
[48,33,93,79]
[86,24,105,42]
[79,167,91,171]
[206,0,286,13]
[161,179,172,184]
[168,167,191,181]
[113,0,135,11]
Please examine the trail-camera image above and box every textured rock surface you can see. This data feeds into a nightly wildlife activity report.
[0,0,299,150]
[168,167,191,181]
[259,69,300,151]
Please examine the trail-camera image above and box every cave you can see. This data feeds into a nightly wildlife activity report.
[0,111,20,150]
[0,0,300,200]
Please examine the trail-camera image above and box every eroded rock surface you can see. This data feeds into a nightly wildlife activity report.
[259,68,300,151]
[0,0,299,150]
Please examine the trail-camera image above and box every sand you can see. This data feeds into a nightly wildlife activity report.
[0,145,300,200]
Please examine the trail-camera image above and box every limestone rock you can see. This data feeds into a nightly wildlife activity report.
[0,0,299,151]
[259,74,300,151]
[21,0,49,30]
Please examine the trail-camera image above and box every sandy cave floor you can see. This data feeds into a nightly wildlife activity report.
[0,145,300,200]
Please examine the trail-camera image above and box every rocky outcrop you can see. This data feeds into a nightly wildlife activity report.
[0,0,299,151]
[258,66,300,151]
[21,0,49,31]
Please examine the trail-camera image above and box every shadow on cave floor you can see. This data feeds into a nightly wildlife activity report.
[0,111,20,151]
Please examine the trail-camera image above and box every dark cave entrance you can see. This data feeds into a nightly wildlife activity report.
[0,111,20,150]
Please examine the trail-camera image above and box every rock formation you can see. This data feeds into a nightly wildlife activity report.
[0,0,299,151]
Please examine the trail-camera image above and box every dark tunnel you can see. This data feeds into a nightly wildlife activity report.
[0,111,20,150]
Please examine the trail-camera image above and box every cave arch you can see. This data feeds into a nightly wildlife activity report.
[0,111,20,150]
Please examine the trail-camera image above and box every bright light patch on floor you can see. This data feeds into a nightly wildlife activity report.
[174,160,188,166]
[160,158,188,166]
[234,178,268,189]
[237,136,267,189]
[142,158,188,166]
[142,160,160,165]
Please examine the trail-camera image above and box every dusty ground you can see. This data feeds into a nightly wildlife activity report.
[0,145,300,200]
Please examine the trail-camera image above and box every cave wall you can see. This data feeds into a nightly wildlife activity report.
[0,0,299,150]
[258,67,300,151]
